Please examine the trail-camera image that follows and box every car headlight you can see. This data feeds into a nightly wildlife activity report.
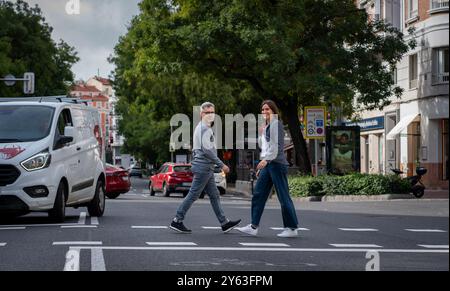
[21,149,51,172]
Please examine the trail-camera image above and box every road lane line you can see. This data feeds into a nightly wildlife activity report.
[405,229,447,233]
[64,248,80,271]
[239,243,290,247]
[146,242,197,246]
[0,223,79,228]
[0,227,26,230]
[53,241,103,246]
[90,217,99,225]
[418,245,449,249]
[270,227,310,231]
[60,225,97,229]
[339,228,379,232]
[132,226,168,229]
[91,249,106,271]
[72,246,449,254]
[330,244,382,248]
[0,243,6,247]
[78,212,87,225]
[201,226,221,230]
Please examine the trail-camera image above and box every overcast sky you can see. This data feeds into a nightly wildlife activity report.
[22,0,141,81]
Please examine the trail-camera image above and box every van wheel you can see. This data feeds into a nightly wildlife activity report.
[88,179,105,217]
[49,182,66,223]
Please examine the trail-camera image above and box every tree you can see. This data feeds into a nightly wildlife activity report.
[112,0,414,173]
[0,0,79,97]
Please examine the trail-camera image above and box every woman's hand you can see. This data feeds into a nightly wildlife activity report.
[256,160,268,171]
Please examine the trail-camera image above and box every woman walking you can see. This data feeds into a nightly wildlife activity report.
[236,100,299,238]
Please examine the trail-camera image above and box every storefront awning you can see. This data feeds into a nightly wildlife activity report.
[386,114,419,140]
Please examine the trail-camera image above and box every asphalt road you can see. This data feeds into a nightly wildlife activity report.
[0,177,448,271]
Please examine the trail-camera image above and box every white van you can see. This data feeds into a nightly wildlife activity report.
[0,98,106,222]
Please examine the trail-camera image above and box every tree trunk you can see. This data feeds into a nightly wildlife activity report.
[279,102,312,175]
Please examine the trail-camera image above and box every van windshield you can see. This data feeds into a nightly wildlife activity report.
[0,105,55,142]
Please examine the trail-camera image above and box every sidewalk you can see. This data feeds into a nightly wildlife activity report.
[226,185,449,201]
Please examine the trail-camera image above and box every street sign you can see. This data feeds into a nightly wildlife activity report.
[3,75,16,86]
[23,72,35,94]
[304,106,327,139]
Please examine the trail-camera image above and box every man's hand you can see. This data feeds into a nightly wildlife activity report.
[256,160,268,171]
[222,165,230,174]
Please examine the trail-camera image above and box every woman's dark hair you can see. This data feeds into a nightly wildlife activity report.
[261,100,280,115]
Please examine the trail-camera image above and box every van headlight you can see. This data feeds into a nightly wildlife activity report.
[20,150,51,172]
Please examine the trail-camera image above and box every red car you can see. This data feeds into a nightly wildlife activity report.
[105,163,131,199]
[149,163,193,197]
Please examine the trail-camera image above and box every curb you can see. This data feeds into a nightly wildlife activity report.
[320,194,414,202]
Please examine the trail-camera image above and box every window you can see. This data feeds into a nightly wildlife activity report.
[409,54,418,89]
[408,0,418,19]
[433,47,449,84]
[431,0,449,11]
[391,68,398,84]
[56,109,73,136]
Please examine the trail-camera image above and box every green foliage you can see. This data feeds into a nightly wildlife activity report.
[289,174,412,197]
[0,0,79,97]
[111,0,415,164]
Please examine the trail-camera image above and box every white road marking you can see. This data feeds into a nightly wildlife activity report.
[201,226,221,230]
[78,212,87,225]
[270,227,310,231]
[339,228,379,232]
[405,229,447,233]
[73,246,449,254]
[0,223,79,228]
[0,243,6,247]
[239,243,290,247]
[146,242,198,246]
[91,249,106,271]
[60,225,98,229]
[0,227,26,230]
[63,248,80,271]
[330,244,382,248]
[90,217,99,225]
[132,226,168,229]
[53,241,103,246]
[418,245,449,249]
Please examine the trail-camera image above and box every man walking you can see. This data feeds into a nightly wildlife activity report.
[170,102,241,233]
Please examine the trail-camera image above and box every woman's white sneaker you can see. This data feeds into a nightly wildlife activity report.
[235,224,258,236]
[277,228,298,238]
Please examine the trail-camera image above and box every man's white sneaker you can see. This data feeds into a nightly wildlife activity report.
[277,228,298,238]
[235,224,258,236]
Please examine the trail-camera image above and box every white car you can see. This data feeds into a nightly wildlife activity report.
[0,98,106,222]
[214,167,227,195]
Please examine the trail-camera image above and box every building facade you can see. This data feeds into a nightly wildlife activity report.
[357,0,449,189]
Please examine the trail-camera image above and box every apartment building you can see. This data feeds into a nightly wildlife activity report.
[357,0,448,189]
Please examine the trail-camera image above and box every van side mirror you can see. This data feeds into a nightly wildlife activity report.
[54,126,74,150]
[64,126,75,138]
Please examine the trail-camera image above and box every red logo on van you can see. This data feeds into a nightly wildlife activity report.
[0,146,25,160]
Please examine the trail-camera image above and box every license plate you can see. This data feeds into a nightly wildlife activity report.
[182,183,192,187]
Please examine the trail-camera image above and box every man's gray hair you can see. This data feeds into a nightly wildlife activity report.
[201,102,215,112]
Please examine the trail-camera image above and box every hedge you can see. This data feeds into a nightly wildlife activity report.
[288,173,412,197]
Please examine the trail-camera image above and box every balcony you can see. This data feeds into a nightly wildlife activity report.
[432,72,450,84]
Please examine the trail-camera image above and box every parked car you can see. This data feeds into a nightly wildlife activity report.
[0,98,106,222]
[129,165,143,178]
[149,163,227,198]
[105,163,130,199]
[149,163,193,197]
